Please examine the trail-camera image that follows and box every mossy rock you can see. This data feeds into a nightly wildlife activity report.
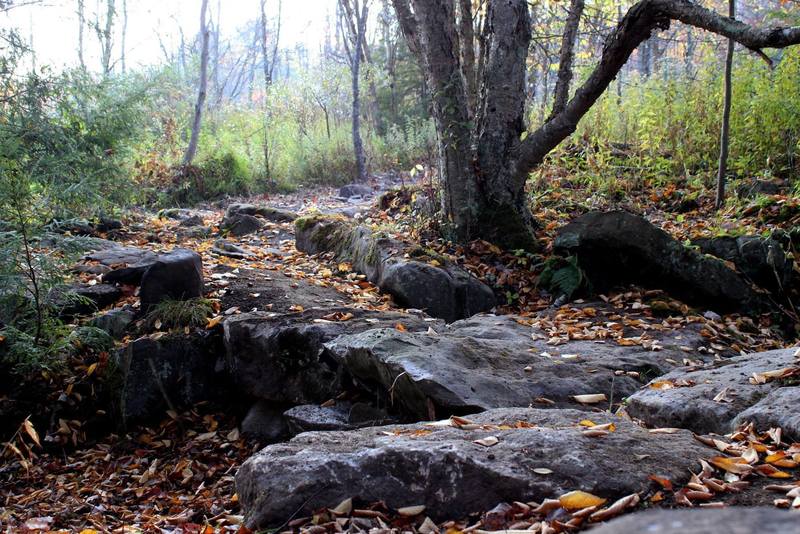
[295,214,351,255]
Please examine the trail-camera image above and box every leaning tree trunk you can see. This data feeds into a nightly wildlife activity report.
[715,0,735,210]
[183,0,210,167]
[393,0,800,250]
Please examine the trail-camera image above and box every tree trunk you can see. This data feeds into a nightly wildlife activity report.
[121,0,127,73]
[183,0,210,167]
[550,0,585,118]
[77,0,85,69]
[393,0,800,250]
[100,0,115,76]
[351,10,368,183]
[457,0,477,116]
[715,0,735,210]
[341,0,369,183]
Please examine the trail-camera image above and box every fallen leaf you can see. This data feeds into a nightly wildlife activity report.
[474,436,499,447]
[397,505,426,517]
[648,474,673,491]
[559,490,607,511]
[755,464,793,478]
[23,418,41,448]
[589,493,640,522]
[331,497,353,515]
[206,315,223,329]
[709,456,753,475]
[572,393,607,404]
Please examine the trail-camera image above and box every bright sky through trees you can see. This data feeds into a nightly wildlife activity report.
[2,0,335,72]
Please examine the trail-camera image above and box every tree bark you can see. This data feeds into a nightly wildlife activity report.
[100,0,115,76]
[183,0,210,167]
[716,0,735,210]
[120,0,127,73]
[341,0,369,183]
[457,0,477,116]
[393,0,800,250]
[77,0,85,69]
[550,0,585,118]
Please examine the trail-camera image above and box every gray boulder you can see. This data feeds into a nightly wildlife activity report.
[284,402,395,435]
[93,246,159,286]
[158,208,197,220]
[91,306,136,339]
[295,215,496,322]
[178,214,205,227]
[554,211,767,314]
[113,332,222,422]
[236,407,711,530]
[626,348,799,436]
[222,213,264,237]
[338,183,372,199]
[590,507,797,534]
[693,235,791,294]
[49,283,122,317]
[326,313,712,419]
[733,387,800,439]
[241,401,289,443]
[139,249,204,312]
[224,308,440,404]
[88,246,158,268]
[226,203,297,223]
[212,239,253,259]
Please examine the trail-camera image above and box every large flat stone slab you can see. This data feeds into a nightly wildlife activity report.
[626,348,799,436]
[236,407,711,529]
[224,308,442,404]
[325,314,712,418]
[590,507,798,534]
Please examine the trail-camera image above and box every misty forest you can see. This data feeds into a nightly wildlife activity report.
[2,0,800,532]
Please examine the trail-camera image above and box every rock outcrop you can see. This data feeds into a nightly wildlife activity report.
[325,314,712,419]
[554,211,768,313]
[295,215,496,322]
[625,348,799,437]
[236,407,711,529]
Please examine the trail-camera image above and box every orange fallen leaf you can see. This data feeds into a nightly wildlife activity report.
[559,490,607,511]
[709,456,753,475]
[206,315,223,329]
[648,474,674,491]
[395,323,407,332]
[755,464,793,478]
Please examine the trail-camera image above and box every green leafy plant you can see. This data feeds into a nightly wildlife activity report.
[143,298,215,331]
[538,256,588,301]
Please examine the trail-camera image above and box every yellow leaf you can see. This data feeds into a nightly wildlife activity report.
[649,380,674,390]
[755,464,793,478]
[22,418,40,448]
[709,456,753,475]
[81,530,100,534]
[86,362,98,376]
[520,131,529,141]
[206,315,223,329]
[579,420,596,427]
[559,490,607,511]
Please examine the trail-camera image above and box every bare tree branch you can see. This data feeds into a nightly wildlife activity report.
[516,0,800,177]
[549,0,585,118]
